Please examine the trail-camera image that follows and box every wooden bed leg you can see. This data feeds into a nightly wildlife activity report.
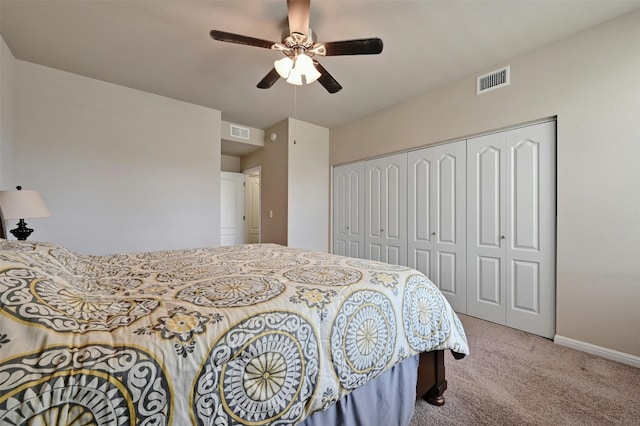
[416,350,448,406]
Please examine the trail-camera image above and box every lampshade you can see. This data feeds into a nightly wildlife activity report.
[0,189,51,220]
[303,64,321,84]
[294,53,321,84]
[274,56,294,79]
[286,68,304,85]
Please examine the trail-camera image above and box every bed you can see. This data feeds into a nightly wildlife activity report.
[0,240,468,425]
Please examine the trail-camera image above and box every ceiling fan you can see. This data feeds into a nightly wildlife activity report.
[209,0,383,94]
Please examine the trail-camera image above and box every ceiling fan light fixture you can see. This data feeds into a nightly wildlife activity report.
[286,68,304,85]
[279,52,319,86]
[293,52,321,85]
[304,65,321,84]
[294,52,313,72]
[274,56,294,78]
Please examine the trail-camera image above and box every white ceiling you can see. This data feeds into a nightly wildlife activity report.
[1,0,639,132]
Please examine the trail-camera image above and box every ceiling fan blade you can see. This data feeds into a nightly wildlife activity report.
[323,38,383,56]
[287,0,310,35]
[209,30,275,49]
[314,61,342,94]
[257,68,281,89]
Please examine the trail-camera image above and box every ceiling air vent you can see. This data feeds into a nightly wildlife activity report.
[230,124,250,140]
[477,66,510,94]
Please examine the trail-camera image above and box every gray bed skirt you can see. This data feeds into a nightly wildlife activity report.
[300,355,419,426]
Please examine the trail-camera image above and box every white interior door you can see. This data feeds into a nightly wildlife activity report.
[505,122,556,338]
[333,162,365,258]
[365,153,407,265]
[245,173,260,243]
[220,172,246,246]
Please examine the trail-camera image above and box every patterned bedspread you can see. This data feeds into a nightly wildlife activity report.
[0,240,468,425]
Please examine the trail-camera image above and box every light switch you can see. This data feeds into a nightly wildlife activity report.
[269,210,273,218]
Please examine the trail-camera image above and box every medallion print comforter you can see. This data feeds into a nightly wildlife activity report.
[0,240,468,425]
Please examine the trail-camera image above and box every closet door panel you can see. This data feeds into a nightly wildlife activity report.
[348,241,363,258]
[478,146,503,248]
[386,163,401,240]
[505,122,556,338]
[384,154,407,265]
[467,133,506,324]
[386,246,401,265]
[478,256,502,305]
[413,249,431,278]
[333,170,348,256]
[365,154,407,265]
[437,252,457,294]
[334,240,347,256]
[511,260,539,312]
[432,141,466,312]
[409,141,466,312]
[346,167,364,258]
[414,159,432,242]
[511,140,539,250]
[366,164,383,259]
[333,162,365,258]
[437,154,457,243]
[348,170,363,240]
[369,244,383,262]
[408,152,434,276]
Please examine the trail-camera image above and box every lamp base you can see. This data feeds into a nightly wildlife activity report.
[10,219,34,241]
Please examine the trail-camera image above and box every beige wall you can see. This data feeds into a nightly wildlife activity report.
[8,59,222,254]
[0,36,14,188]
[287,118,329,252]
[331,11,640,357]
[221,154,241,172]
[241,119,289,245]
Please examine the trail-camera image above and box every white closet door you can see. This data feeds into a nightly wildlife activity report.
[408,150,434,277]
[467,132,507,324]
[432,141,467,312]
[365,153,407,265]
[505,122,556,338]
[333,162,365,258]
[467,121,556,338]
[408,141,466,312]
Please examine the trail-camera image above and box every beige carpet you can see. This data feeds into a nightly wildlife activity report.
[411,314,640,426]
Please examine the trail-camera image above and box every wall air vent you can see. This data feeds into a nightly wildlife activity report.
[230,124,250,140]
[477,66,510,94]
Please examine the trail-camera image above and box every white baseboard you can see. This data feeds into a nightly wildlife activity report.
[554,335,640,368]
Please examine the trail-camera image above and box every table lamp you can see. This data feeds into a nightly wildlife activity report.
[0,186,52,240]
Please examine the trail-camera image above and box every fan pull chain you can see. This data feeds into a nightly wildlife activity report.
[293,85,297,144]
